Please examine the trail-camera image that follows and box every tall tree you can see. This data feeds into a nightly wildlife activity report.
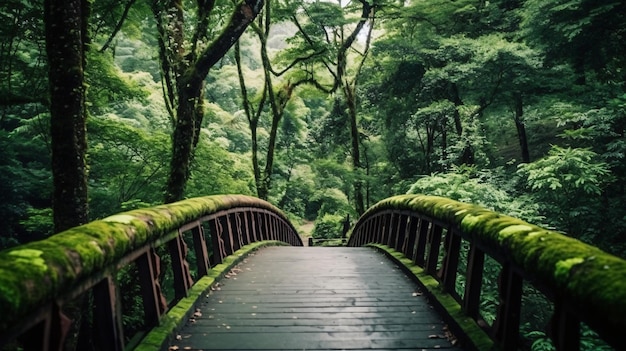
[153,0,265,203]
[284,0,379,214]
[44,0,90,232]
[235,0,319,200]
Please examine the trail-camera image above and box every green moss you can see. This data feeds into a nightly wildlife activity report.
[0,195,301,335]
[8,249,47,271]
[554,257,585,284]
[352,194,626,345]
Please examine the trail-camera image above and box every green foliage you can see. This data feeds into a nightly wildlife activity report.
[520,0,624,82]
[517,146,611,238]
[311,188,352,218]
[518,146,610,195]
[311,213,344,240]
[185,140,255,198]
[18,208,53,239]
[277,165,316,219]
[88,117,170,218]
[87,51,151,116]
[406,167,540,222]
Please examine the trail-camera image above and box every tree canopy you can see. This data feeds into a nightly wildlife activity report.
[2,0,625,264]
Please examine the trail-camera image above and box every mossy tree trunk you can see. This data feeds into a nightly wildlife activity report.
[44,0,90,233]
[155,0,265,203]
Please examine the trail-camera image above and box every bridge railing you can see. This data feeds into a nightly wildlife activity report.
[348,194,625,351]
[0,194,302,351]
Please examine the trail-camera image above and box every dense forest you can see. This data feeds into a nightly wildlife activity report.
[1,0,625,254]
[1,1,625,349]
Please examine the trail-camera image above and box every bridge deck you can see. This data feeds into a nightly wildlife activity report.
[170,246,463,350]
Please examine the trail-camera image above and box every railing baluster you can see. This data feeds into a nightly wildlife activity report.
[414,218,430,266]
[243,211,252,246]
[551,300,580,351]
[92,276,124,351]
[463,243,485,320]
[220,215,234,256]
[404,216,419,261]
[440,227,462,295]
[192,225,211,277]
[248,212,257,243]
[386,213,397,248]
[137,248,167,328]
[377,215,386,243]
[493,263,523,350]
[361,218,374,245]
[425,224,443,275]
[208,217,224,265]
[260,212,269,240]
[224,213,238,256]
[272,215,279,241]
[169,232,194,301]
[394,214,408,253]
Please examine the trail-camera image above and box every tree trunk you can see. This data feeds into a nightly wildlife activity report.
[44,0,90,233]
[165,79,203,203]
[514,92,530,163]
[160,0,265,203]
[345,84,365,215]
[450,83,474,165]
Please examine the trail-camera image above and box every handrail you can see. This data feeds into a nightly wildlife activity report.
[0,194,302,351]
[348,194,626,351]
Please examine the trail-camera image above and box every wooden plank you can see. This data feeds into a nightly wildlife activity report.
[171,247,463,351]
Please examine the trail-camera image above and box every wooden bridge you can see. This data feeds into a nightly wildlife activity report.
[0,194,625,351]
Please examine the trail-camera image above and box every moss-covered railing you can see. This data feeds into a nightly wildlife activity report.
[347,194,626,351]
[0,194,302,351]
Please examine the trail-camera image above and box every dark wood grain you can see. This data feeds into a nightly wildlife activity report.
[172,247,464,350]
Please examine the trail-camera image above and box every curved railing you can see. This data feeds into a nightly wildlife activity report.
[0,194,302,351]
[348,194,626,351]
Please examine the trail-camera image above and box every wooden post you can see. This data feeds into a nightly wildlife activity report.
[374,215,383,243]
[440,227,462,294]
[219,215,234,256]
[247,211,257,243]
[463,243,485,319]
[192,225,211,277]
[92,276,124,351]
[424,224,443,275]
[404,216,419,261]
[137,248,167,328]
[414,219,430,266]
[394,214,408,253]
[169,232,193,301]
[551,300,580,351]
[386,213,397,247]
[243,211,253,246]
[225,214,237,254]
[493,264,523,350]
[208,217,224,265]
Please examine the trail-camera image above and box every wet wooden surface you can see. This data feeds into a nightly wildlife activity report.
[171,246,464,350]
